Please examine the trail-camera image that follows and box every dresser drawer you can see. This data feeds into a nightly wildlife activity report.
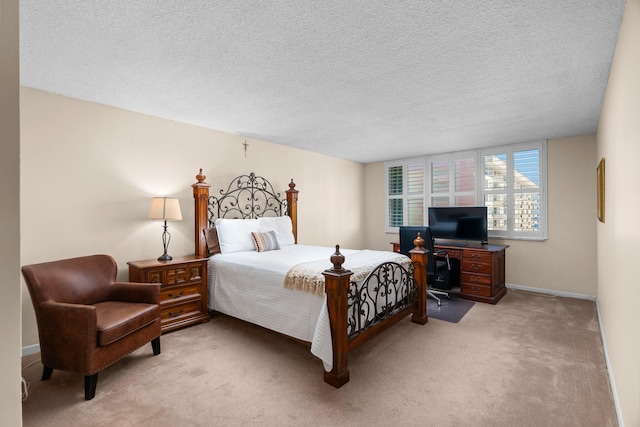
[461,282,492,297]
[145,269,165,284]
[161,283,200,302]
[463,250,492,263]
[438,248,462,259]
[165,265,189,285]
[461,273,492,286]
[161,297,202,320]
[462,260,492,275]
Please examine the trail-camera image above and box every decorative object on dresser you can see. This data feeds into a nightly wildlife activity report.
[128,255,209,333]
[148,196,182,261]
[192,169,429,388]
[22,254,162,400]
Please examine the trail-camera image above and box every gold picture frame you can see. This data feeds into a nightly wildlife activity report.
[597,158,605,223]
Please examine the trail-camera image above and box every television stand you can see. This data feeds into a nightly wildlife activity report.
[391,241,508,304]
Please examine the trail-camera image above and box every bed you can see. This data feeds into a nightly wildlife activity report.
[192,169,429,387]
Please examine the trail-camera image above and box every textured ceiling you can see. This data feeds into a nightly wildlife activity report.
[20,1,625,163]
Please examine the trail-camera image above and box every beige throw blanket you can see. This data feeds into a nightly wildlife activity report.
[283,250,411,296]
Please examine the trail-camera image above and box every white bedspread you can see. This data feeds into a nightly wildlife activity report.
[208,244,409,371]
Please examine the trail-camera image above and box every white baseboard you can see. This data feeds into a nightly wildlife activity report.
[22,343,40,357]
[505,283,596,301]
[595,298,624,427]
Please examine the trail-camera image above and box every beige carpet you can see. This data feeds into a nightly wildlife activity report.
[21,289,618,427]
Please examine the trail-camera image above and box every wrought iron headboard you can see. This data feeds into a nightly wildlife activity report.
[207,172,289,226]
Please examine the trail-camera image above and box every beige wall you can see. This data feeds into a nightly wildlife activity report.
[20,88,365,347]
[505,135,597,295]
[364,135,598,296]
[597,0,640,425]
[0,0,22,424]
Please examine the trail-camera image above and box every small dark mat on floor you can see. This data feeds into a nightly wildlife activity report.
[427,296,475,323]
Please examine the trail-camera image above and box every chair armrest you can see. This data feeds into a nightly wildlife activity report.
[38,301,97,349]
[434,251,451,269]
[108,282,161,304]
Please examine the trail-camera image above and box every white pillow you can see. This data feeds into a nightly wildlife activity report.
[214,218,260,253]
[258,216,295,246]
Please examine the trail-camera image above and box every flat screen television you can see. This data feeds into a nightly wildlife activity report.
[428,206,488,244]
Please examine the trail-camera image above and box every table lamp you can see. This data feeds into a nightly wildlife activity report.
[148,197,182,261]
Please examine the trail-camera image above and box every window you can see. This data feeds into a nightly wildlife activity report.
[385,159,426,229]
[384,141,547,240]
[429,152,476,207]
[482,142,546,239]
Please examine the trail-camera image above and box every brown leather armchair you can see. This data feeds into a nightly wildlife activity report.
[22,254,162,400]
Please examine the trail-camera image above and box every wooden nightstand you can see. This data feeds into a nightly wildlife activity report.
[128,255,210,333]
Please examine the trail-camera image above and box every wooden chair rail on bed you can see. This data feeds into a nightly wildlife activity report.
[192,169,427,388]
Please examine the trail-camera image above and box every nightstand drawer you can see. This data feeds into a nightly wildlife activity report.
[161,296,202,320]
[160,300,203,328]
[161,283,200,301]
[165,266,188,284]
[145,269,165,284]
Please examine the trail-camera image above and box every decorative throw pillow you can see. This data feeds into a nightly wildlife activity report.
[202,227,221,256]
[251,230,280,252]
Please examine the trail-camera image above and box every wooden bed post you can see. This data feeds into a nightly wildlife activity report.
[410,233,429,325]
[192,169,211,259]
[286,179,298,243]
[322,245,352,388]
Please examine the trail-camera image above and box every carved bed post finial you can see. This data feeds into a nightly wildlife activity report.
[196,168,207,184]
[330,245,345,271]
[413,232,424,250]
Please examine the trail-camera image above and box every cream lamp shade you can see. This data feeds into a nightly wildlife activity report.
[148,197,182,221]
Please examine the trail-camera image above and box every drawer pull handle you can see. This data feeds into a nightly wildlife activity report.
[168,308,185,317]
[168,290,184,298]
[472,264,481,270]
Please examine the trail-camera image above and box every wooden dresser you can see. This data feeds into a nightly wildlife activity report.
[391,242,508,304]
[128,255,210,332]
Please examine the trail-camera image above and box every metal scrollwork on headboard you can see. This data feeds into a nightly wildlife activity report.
[208,172,288,226]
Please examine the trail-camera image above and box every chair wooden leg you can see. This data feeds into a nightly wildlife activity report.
[151,337,161,355]
[84,374,98,400]
[41,365,53,381]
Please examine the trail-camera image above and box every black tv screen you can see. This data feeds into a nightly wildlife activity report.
[428,207,488,243]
